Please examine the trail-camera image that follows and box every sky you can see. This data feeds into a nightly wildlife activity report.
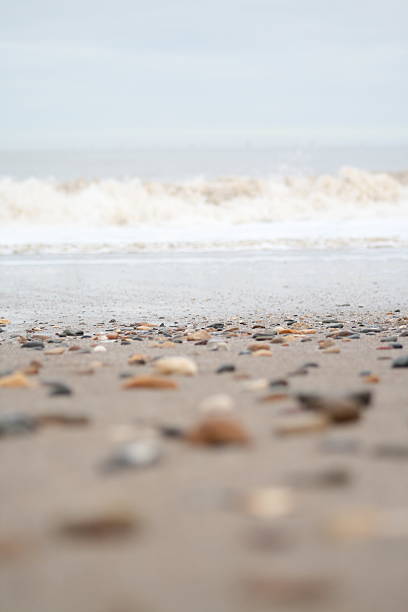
[2,0,408,149]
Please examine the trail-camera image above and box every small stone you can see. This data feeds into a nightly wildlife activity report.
[199,394,234,414]
[186,417,250,446]
[391,343,403,349]
[363,375,380,383]
[319,436,360,454]
[154,356,198,376]
[0,413,38,437]
[247,343,270,351]
[242,378,268,391]
[216,364,236,374]
[122,375,178,389]
[318,340,335,349]
[44,347,65,355]
[37,414,90,427]
[274,414,328,436]
[288,467,351,488]
[392,355,408,368]
[102,440,162,472]
[241,487,294,518]
[158,425,184,439]
[186,330,211,341]
[128,353,148,365]
[44,381,73,396]
[21,341,44,349]
[57,511,137,540]
[297,391,371,423]
[372,443,408,460]
[93,345,107,352]
[244,573,333,605]
[269,378,289,388]
[0,372,33,388]
[252,349,272,357]
[260,393,289,402]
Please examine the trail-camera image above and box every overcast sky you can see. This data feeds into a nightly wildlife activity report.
[2,0,408,148]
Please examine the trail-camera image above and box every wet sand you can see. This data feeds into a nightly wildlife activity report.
[1,302,408,612]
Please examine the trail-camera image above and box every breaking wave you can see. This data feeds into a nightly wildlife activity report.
[1,167,408,227]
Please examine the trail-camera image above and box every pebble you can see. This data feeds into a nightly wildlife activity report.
[186,417,250,446]
[37,414,90,427]
[0,412,38,437]
[93,345,107,352]
[274,413,329,436]
[244,574,333,606]
[44,347,65,355]
[128,353,148,365]
[392,355,408,368]
[102,440,162,472]
[122,375,178,389]
[0,372,33,388]
[287,467,351,488]
[154,356,198,376]
[44,381,73,396]
[240,487,294,518]
[58,511,137,540]
[21,341,44,349]
[372,443,408,460]
[269,378,288,388]
[216,364,236,374]
[319,436,360,454]
[199,394,234,414]
[242,378,268,391]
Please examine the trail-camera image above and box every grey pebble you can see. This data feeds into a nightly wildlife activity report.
[101,440,162,472]
[216,364,236,374]
[44,381,73,396]
[392,355,408,368]
[0,413,38,437]
[21,341,44,349]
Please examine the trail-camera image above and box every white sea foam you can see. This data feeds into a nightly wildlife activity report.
[1,167,407,252]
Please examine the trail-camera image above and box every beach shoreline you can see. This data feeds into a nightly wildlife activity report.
[1,304,408,612]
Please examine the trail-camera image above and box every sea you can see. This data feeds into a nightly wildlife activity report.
[1,145,407,253]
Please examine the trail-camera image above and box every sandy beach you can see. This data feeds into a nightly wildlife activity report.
[1,258,408,612]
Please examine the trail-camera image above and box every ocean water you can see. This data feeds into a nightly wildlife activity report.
[1,146,407,253]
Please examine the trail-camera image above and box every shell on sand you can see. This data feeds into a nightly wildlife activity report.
[154,357,198,376]
[122,375,178,390]
[0,372,33,388]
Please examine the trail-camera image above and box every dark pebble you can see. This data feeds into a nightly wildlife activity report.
[216,364,236,374]
[391,343,403,349]
[349,334,361,339]
[392,355,408,368]
[269,378,289,388]
[0,413,38,437]
[327,323,343,329]
[44,381,73,396]
[159,425,185,439]
[303,362,319,368]
[21,341,44,349]
[381,336,398,342]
